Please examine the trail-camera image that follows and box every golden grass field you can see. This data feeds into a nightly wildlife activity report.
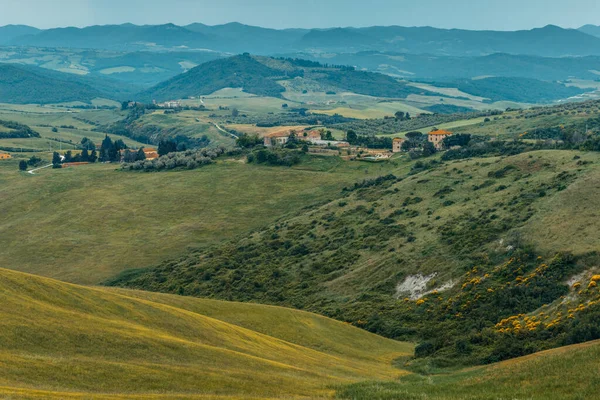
[0,268,413,399]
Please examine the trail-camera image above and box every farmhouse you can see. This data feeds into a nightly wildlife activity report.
[0,152,12,160]
[264,130,321,147]
[428,129,453,150]
[392,138,406,153]
[143,148,159,160]
[156,100,182,109]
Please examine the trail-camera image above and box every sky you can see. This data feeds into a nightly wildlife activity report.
[1,0,600,30]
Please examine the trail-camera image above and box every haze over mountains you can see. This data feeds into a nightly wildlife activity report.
[3,22,600,57]
[3,21,600,106]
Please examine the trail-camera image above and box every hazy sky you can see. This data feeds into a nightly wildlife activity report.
[2,0,600,30]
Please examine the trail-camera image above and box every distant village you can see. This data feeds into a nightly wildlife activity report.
[263,128,454,160]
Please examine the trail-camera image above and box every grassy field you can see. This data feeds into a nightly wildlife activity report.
[0,268,412,399]
[133,110,236,147]
[0,105,146,151]
[181,96,295,114]
[336,340,600,399]
[405,94,527,112]
[318,101,427,119]
[452,109,599,138]
[0,155,393,284]
[408,83,488,102]
[395,116,491,136]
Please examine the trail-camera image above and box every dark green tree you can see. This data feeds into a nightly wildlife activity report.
[346,130,358,144]
[19,160,27,171]
[158,140,178,156]
[422,141,437,157]
[443,134,472,149]
[80,137,95,150]
[236,134,262,148]
[136,148,146,161]
[52,152,62,169]
[405,131,424,141]
[100,135,113,162]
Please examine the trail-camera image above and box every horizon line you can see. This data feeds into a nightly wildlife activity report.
[0,21,594,32]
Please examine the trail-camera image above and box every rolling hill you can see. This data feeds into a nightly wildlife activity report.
[110,147,600,368]
[0,267,412,399]
[138,54,422,102]
[338,340,600,399]
[0,152,387,284]
[0,63,139,104]
[138,54,288,101]
[1,265,598,399]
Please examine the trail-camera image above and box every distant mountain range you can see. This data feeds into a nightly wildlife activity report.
[0,24,40,44]
[579,24,600,38]
[3,22,600,57]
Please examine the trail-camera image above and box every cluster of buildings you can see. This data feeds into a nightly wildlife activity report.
[263,130,349,148]
[0,152,12,160]
[392,129,453,153]
[153,100,182,109]
[263,128,454,156]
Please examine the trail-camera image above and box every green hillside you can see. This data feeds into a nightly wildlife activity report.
[0,120,40,139]
[435,77,586,103]
[110,149,600,367]
[0,155,391,284]
[338,340,600,400]
[139,54,288,101]
[0,64,138,104]
[0,268,412,399]
[139,54,421,102]
[0,64,102,104]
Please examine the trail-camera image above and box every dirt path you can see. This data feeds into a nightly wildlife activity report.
[27,164,53,175]
[212,123,239,139]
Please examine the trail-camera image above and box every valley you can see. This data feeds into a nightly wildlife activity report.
[2,10,600,400]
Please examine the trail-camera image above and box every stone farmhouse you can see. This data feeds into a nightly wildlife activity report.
[264,130,322,147]
[392,138,406,153]
[428,130,453,150]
